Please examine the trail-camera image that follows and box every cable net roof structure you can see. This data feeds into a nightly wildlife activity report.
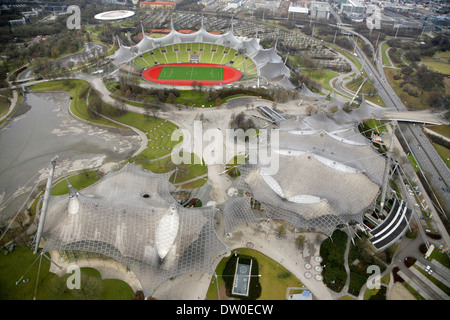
[41,164,227,296]
[260,61,290,81]
[278,130,386,185]
[111,21,295,84]
[218,196,260,235]
[329,126,371,145]
[304,111,348,132]
[261,93,387,234]
[330,96,387,124]
[278,112,354,134]
[299,84,327,100]
[236,151,381,235]
[277,75,297,90]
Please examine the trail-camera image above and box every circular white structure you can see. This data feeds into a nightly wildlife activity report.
[94,10,135,21]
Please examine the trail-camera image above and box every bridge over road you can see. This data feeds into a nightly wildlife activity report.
[380,110,449,126]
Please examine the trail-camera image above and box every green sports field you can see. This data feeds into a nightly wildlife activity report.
[158,66,223,81]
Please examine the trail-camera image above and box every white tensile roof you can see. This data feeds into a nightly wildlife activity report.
[41,164,227,296]
[237,152,381,235]
[111,23,295,84]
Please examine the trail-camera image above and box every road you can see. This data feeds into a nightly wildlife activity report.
[327,3,449,246]
[351,36,450,219]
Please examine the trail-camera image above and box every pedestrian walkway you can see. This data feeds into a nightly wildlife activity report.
[0,90,18,123]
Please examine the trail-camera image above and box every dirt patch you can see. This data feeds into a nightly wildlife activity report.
[218,284,230,300]
[389,282,416,300]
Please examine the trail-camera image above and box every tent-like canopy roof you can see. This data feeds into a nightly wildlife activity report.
[111,21,295,86]
[41,164,227,296]
[236,152,380,235]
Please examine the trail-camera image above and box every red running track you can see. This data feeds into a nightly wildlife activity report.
[141,63,242,86]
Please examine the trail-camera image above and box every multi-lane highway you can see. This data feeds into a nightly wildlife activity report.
[351,35,450,216]
[327,4,449,247]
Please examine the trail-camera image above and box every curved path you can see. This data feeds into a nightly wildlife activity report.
[0,90,18,123]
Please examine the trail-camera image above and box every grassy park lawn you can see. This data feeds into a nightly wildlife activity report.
[136,153,208,186]
[0,95,10,117]
[427,125,450,139]
[50,170,100,196]
[0,246,133,300]
[178,177,208,189]
[364,119,388,135]
[381,42,392,67]
[420,61,450,75]
[206,248,304,300]
[426,247,450,268]
[176,90,212,107]
[346,76,386,107]
[426,126,450,168]
[408,153,421,172]
[301,68,339,94]
[420,50,450,75]
[432,143,450,168]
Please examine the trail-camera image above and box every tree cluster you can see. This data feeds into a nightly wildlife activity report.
[289,70,321,92]
[201,86,274,103]
[0,29,86,86]
[87,88,127,120]
[229,112,256,131]
[118,75,180,104]
[320,230,348,293]
[387,35,450,60]
[398,65,445,98]
[175,0,205,12]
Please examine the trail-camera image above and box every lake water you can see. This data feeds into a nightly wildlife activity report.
[0,91,140,222]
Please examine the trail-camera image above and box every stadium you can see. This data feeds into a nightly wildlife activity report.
[110,18,294,88]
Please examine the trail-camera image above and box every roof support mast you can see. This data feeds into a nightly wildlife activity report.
[350,77,366,106]
[379,121,397,211]
[34,156,58,254]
